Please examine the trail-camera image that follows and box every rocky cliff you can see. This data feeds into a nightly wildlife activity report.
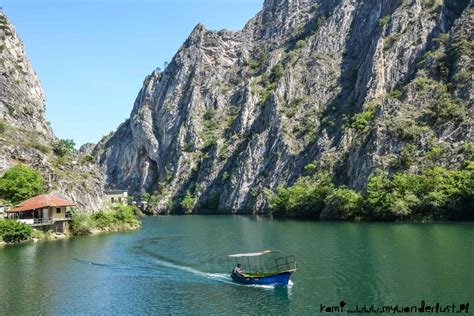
[0,12,105,211]
[96,0,473,214]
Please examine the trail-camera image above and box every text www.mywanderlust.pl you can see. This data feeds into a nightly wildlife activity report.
[319,300,470,314]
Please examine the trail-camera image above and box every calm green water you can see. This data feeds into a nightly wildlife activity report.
[0,216,473,315]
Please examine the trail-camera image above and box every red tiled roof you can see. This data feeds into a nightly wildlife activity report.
[8,194,75,212]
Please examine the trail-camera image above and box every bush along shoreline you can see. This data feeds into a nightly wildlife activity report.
[0,219,33,244]
[0,205,142,246]
[0,164,142,246]
[70,205,142,236]
[267,163,473,222]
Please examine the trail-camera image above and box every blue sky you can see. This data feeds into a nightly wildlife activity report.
[2,0,262,146]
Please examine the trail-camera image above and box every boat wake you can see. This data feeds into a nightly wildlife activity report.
[73,257,286,289]
[149,257,277,289]
[72,258,160,272]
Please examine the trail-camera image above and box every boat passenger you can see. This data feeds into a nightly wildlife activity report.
[232,263,244,276]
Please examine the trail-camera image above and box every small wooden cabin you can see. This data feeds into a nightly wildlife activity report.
[7,194,75,233]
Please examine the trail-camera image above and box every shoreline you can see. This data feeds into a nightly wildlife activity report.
[0,223,141,247]
[3,215,472,248]
[154,212,474,223]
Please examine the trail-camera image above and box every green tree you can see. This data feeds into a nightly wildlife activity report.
[0,219,33,243]
[270,173,334,218]
[366,171,394,218]
[140,192,160,213]
[0,165,45,203]
[180,191,196,214]
[366,165,473,220]
[269,64,285,82]
[352,107,376,132]
[325,187,363,220]
[52,139,76,157]
[113,205,140,225]
[82,155,95,164]
[141,192,151,203]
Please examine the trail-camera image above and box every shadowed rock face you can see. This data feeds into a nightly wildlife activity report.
[0,12,105,211]
[96,0,473,214]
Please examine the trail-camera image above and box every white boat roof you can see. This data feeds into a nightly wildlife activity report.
[228,250,275,257]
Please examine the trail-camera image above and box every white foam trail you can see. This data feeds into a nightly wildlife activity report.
[152,259,278,288]
[246,284,276,289]
[153,258,212,278]
[77,257,289,289]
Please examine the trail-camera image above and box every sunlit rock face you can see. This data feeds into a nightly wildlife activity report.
[96,0,473,214]
[0,12,105,211]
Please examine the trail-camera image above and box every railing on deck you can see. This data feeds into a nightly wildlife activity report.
[18,218,34,225]
[32,218,54,226]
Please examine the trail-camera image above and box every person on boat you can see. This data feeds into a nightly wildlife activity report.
[232,263,244,277]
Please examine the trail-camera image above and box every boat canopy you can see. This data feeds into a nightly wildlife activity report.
[227,250,278,257]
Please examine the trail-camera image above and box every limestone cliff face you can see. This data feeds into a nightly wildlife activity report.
[0,12,105,211]
[96,0,473,214]
[0,13,53,140]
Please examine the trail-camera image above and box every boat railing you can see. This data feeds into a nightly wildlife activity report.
[227,251,297,274]
[273,255,297,272]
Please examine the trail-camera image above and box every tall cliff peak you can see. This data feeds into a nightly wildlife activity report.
[0,12,53,139]
[96,1,473,215]
[0,12,105,211]
[262,0,313,14]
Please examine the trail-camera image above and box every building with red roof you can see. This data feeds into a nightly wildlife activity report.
[7,194,75,232]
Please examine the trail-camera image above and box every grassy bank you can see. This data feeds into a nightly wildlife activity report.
[0,205,142,245]
[70,205,142,236]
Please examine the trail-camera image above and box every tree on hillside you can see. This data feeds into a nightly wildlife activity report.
[52,139,76,157]
[0,165,45,204]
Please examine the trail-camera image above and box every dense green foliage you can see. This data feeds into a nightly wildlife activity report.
[269,164,473,221]
[247,50,269,72]
[0,219,33,243]
[367,164,473,220]
[180,192,196,214]
[70,212,96,236]
[70,205,141,236]
[82,155,95,164]
[140,192,161,214]
[0,164,45,203]
[352,104,377,132]
[413,77,466,123]
[52,139,76,157]
[269,173,334,218]
[325,187,364,220]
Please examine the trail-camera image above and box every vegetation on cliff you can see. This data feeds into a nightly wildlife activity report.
[269,163,473,221]
[94,0,472,219]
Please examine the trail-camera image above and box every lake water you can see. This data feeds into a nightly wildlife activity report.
[0,216,473,315]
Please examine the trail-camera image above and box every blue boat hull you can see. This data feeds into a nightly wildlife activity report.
[231,271,293,286]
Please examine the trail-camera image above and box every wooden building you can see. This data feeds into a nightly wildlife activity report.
[7,194,75,233]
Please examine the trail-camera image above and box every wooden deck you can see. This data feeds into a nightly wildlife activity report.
[32,218,71,227]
